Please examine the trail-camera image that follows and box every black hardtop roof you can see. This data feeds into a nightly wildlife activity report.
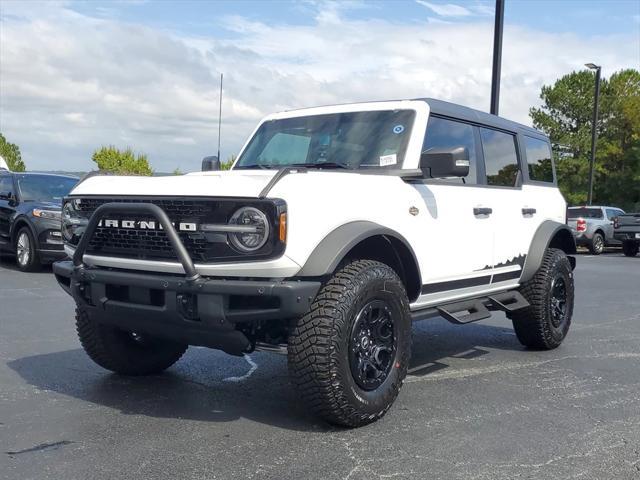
[283,97,547,140]
[418,98,545,139]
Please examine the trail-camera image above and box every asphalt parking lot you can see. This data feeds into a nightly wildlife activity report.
[1,252,639,480]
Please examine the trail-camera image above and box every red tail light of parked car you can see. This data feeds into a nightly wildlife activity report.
[576,218,587,232]
[613,217,619,229]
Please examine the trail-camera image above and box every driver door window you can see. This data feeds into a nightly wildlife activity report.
[0,176,13,198]
[0,175,15,240]
[422,116,477,184]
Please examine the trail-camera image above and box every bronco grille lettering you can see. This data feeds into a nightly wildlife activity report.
[97,219,198,232]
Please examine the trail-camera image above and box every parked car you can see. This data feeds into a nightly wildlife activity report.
[614,212,640,257]
[0,171,78,271]
[53,98,576,427]
[566,205,625,254]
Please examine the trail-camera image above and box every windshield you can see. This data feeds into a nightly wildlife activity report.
[235,110,416,170]
[567,207,603,219]
[17,175,77,203]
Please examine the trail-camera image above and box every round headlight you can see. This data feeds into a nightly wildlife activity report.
[228,207,270,252]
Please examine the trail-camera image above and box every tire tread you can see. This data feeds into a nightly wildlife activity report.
[288,260,410,427]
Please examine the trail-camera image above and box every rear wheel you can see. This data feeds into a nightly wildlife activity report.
[510,248,574,350]
[15,227,40,272]
[288,260,411,427]
[588,232,605,255]
[622,241,639,257]
[75,306,187,375]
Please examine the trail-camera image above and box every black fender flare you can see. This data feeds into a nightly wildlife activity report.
[297,221,421,282]
[520,220,576,283]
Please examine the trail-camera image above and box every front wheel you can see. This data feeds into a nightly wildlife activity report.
[622,241,639,257]
[15,227,40,272]
[288,260,412,427]
[510,248,574,350]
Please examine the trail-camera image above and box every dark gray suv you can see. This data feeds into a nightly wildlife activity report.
[0,171,77,271]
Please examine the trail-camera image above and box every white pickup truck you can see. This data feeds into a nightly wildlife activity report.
[54,99,576,427]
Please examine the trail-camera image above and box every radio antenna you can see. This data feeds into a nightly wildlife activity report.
[217,73,223,161]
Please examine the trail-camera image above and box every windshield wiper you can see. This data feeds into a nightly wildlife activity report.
[290,162,349,170]
[234,164,273,170]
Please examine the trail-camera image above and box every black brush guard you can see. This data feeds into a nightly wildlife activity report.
[53,202,320,355]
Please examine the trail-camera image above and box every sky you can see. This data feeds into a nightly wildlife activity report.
[0,0,639,173]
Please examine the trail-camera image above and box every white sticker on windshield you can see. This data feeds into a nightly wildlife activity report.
[379,154,397,167]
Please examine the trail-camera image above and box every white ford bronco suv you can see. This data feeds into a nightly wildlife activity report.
[53,99,576,427]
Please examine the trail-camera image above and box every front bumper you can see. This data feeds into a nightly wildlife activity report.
[53,260,320,355]
[54,201,320,355]
[38,247,66,263]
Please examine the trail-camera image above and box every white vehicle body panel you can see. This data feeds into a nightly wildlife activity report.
[67,99,567,310]
[71,170,277,198]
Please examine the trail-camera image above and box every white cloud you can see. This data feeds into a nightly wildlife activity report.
[0,2,637,172]
[416,1,493,18]
[416,1,472,17]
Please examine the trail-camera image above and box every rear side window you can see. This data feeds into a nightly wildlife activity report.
[567,208,603,219]
[422,116,477,184]
[524,136,554,183]
[605,208,624,220]
[479,128,520,187]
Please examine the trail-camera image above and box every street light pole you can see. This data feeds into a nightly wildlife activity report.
[585,63,601,205]
[490,0,505,115]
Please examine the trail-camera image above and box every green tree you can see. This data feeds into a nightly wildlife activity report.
[0,133,26,171]
[92,146,152,176]
[530,69,640,210]
[221,154,236,171]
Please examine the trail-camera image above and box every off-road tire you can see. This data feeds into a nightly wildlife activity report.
[622,241,639,257]
[15,227,40,272]
[510,248,574,350]
[75,306,187,375]
[288,260,412,427]
[588,232,605,255]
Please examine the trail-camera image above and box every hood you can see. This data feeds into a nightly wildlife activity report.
[70,170,278,198]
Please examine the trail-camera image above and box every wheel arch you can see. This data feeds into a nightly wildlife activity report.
[10,217,37,247]
[520,220,576,283]
[297,221,422,302]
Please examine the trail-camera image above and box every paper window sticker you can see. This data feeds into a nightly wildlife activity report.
[379,154,397,167]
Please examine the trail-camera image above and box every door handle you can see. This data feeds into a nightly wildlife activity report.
[473,207,493,216]
[522,208,537,216]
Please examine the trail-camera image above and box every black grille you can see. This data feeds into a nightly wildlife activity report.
[72,197,283,263]
[89,226,210,261]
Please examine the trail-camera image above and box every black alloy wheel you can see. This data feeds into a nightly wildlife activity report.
[549,276,568,329]
[349,299,397,391]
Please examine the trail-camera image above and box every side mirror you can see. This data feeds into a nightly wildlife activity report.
[0,191,12,201]
[420,147,470,178]
[201,156,221,171]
